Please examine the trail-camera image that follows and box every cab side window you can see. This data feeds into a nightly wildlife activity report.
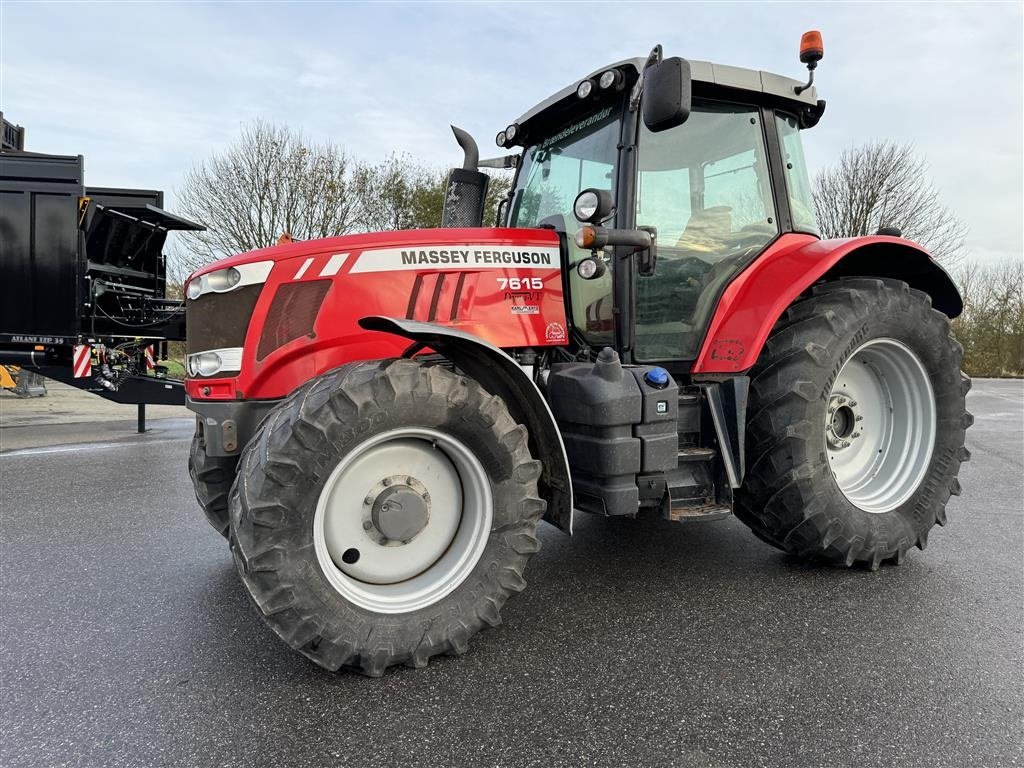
[775,113,820,235]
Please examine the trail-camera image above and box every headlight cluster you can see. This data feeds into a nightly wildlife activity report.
[576,256,606,280]
[495,123,521,148]
[496,68,623,147]
[574,191,600,222]
[187,347,243,378]
[187,267,239,300]
[187,351,223,377]
[576,68,623,100]
[572,188,614,224]
[185,261,274,301]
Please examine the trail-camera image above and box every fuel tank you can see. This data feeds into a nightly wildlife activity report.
[546,348,680,516]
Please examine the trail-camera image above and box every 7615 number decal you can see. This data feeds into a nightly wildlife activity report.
[497,277,544,291]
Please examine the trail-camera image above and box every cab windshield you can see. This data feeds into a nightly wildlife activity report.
[509,104,620,345]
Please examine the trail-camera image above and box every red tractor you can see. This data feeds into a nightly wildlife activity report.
[185,36,971,675]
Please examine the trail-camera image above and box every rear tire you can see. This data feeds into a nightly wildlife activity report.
[229,358,545,676]
[188,424,238,538]
[735,277,972,569]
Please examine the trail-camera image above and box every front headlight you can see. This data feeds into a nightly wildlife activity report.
[598,69,623,90]
[573,191,600,222]
[187,348,243,378]
[206,267,240,291]
[572,187,614,224]
[187,261,273,300]
[576,256,606,280]
[188,351,222,377]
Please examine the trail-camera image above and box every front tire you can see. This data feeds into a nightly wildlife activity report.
[735,278,972,569]
[229,359,545,675]
[188,425,238,538]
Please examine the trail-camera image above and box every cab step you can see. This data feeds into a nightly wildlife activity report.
[677,447,715,462]
[666,502,732,522]
[666,390,730,522]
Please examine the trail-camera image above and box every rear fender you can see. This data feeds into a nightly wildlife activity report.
[693,235,963,374]
[359,316,573,534]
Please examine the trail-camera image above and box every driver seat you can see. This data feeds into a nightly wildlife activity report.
[675,206,732,255]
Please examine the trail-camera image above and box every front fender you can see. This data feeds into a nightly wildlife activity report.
[693,235,962,374]
[359,316,573,534]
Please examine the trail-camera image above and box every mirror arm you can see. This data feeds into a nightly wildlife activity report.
[585,226,652,252]
[582,226,657,274]
[630,43,665,112]
[478,154,519,169]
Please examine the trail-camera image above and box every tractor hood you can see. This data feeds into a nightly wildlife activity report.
[187,227,563,280]
[184,226,569,401]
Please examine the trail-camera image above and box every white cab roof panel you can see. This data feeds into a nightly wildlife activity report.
[515,56,818,127]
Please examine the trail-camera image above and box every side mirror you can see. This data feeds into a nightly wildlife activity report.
[642,57,692,132]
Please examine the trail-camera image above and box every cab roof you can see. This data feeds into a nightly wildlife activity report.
[514,56,819,128]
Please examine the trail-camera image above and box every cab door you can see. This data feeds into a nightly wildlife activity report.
[633,101,779,362]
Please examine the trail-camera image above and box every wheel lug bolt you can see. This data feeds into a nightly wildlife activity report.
[850,401,857,406]
[363,520,373,530]
[852,432,861,439]
[383,478,392,486]
[856,415,863,421]
[422,492,430,503]
[364,495,374,505]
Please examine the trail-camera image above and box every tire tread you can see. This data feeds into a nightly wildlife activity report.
[229,358,543,675]
[735,277,972,569]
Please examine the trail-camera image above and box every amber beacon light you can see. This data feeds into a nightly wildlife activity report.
[795,30,824,94]
[800,30,824,64]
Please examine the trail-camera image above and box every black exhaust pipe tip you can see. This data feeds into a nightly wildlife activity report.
[451,125,479,171]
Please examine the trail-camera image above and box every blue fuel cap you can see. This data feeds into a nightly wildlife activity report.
[644,367,670,389]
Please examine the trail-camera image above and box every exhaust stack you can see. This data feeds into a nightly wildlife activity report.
[441,126,489,228]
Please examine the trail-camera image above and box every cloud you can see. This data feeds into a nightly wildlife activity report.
[2,1,1019,263]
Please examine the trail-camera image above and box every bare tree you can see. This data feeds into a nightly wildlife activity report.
[952,259,1024,377]
[172,122,515,281]
[352,155,513,232]
[173,120,359,277]
[352,154,446,232]
[813,141,967,263]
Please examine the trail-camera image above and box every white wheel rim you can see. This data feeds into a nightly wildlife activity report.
[825,338,937,513]
[313,427,492,614]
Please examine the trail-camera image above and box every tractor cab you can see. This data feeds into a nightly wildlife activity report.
[499,45,825,367]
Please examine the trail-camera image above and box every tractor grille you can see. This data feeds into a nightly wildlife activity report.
[256,280,331,360]
[186,284,262,356]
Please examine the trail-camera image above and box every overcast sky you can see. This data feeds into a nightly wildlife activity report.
[2,1,1021,263]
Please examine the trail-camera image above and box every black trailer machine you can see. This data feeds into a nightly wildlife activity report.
[0,113,203,422]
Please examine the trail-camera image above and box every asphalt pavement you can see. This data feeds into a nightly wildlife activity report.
[1,379,1021,767]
